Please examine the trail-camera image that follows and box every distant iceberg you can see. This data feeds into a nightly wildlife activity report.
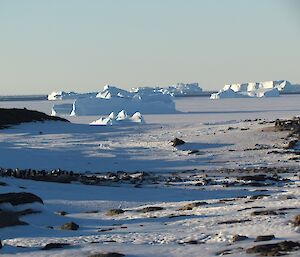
[210,88,251,99]
[131,82,203,96]
[48,91,97,101]
[52,85,177,116]
[90,111,144,126]
[210,80,299,99]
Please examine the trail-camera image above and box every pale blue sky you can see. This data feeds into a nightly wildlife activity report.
[0,0,299,94]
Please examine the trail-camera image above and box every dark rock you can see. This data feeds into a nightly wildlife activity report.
[137,206,164,213]
[251,210,279,216]
[171,138,185,147]
[216,247,244,256]
[56,211,68,216]
[285,140,299,149]
[178,201,208,211]
[250,194,270,200]
[232,234,249,242]
[60,222,79,231]
[293,214,300,226]
[255,235,275,242]
[0,211,28,228]
[0,182,7,186]
[17,208,40,216]
[0,108,69,129]
[246,240,300,256]
[0,192,43,206]
[41,243,70,250]
[0,239,2,249]
[106,209,125,216]
[88,253,125,257]
[218,219,251,225]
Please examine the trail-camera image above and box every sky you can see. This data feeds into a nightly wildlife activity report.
[0,0,299,95]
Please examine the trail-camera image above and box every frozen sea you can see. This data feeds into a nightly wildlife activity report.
[0,95,300,257]
[1,95,300,125]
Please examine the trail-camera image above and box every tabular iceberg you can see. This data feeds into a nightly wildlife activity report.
[210,80,298,99]
[131,82,203,96]
[50,85,177,116]
[48,91,97,100]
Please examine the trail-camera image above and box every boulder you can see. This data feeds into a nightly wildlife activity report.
[255,235,275,242]
[231,234,249,243]
[106,209,125,216]
[60,222,79,231]
[41,243,69,250]
[171,138,185,147]
[293,214,300,226]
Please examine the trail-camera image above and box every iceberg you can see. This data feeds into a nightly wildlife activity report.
[210,80,295,99]
[210,88,251,99]
[131,83,203,96]
[90,111,144,126]
[70,85,176,116]
[48,91,97,101]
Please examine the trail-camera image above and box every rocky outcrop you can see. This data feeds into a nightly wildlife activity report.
[0,192,43,206]
[0,108,69,129]
[60,222,79,231]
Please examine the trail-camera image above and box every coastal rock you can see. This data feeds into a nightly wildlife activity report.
[137,206,164,213]
[0,211,28,228]
[255,235,275,242]
[0,192,43,206]
[0,108,68,129]
[171,138,185,147]
[106,209,125,216]
[246,241,300,256]
[41,243,70,250]
[293,214,300,226]
[60,222,79,231]
[231,234,249,243]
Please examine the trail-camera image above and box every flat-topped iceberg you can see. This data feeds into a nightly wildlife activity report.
[68,85,176,116]
[209,80,298,99]
[48,91,97,101]
[90,110,144,126]
[131,82,203,96]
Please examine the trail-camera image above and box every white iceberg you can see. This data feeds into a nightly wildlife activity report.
[210,80,291,99]
[48,91,97,101]
[90,110,144,126]
[131,83,203,96]
[210,88,250,99]
[96,85,133,99]
[130,112,144,123]
[70,85,176,116]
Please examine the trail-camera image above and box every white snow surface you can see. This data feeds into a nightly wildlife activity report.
[0,95,300,256]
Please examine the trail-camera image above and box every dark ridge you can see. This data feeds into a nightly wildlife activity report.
[0,108,69,129]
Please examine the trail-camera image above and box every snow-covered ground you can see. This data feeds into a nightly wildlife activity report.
[0,95,299,256]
